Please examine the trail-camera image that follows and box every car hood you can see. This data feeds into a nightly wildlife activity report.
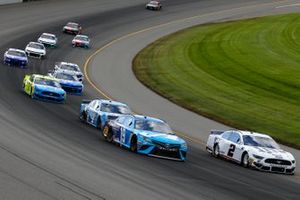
[35,84,65,94]
[73,39,89,44]
[6,54,27,61]
[64,26,77,30]
[247,146,295,160]
[139,131,185,145]
[38,38,56,44]
[59,79,82,86]
[26,47,45,54]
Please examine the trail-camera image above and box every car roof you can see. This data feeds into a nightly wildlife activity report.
[8,48,26,53]
[57,62,79,67]
[67,22,79,25]
[133,114,165,123]
[232,130,271,138]
[32,74,55,80]
[75,34,88,38]
[28,41,44,46]
[41,33,56,37]
[96,99,128,107]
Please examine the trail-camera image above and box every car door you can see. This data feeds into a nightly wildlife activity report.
[86,100,96,124]
[112,116,126,143]
[218,131,232,156]
[225,131,243,162]
[230,132,244,162]
[120,116,134,147]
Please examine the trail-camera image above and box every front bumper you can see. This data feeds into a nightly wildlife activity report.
[4,57,27,67]
[137,141,187,161]
[26,50,45,58]
[33,91,65,103]
[249,158,296,174]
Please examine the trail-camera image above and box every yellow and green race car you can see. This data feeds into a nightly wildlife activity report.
[23,74,66,103]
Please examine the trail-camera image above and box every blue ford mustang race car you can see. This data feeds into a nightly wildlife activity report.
[102,115,188,161]
[23,74,66,103]
[79,99,132,130]
[4,48,28,68]
[48,70,83,95]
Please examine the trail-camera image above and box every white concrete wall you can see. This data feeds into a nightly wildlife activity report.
[0,0,22,5]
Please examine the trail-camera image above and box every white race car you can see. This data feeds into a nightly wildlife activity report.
[38,33,58,47]
[25,42,46,59]
[146,1,162,10]
[206,130,296,174]
[54,62,84,82]
[72,35,90,48]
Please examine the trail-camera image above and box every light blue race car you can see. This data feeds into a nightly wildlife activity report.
[102,115,188,161]
[79,99,132,130]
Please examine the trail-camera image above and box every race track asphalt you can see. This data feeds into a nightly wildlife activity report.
[0,0,300,200]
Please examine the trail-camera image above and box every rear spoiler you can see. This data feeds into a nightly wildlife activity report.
[81,99,91,104]
[210,130,225,135]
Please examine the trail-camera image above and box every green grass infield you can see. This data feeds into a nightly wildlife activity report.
[133,13,300,149]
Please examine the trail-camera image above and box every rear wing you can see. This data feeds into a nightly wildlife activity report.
[210,130,225,135]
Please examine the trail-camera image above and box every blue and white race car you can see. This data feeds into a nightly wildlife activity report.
[54,62,84,82]
[79,99,132,130]
[4,48,28,68]
[102,115,188,161]
[48,70,83,95]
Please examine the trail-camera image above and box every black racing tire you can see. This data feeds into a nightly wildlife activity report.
[80,111,87,122]
[130,135,137,153]
[213,143,220,158]
[241,152,249,168]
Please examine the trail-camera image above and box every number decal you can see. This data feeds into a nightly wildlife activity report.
[227,144,236,157]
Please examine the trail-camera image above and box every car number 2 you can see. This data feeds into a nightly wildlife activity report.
[227,144,236,157]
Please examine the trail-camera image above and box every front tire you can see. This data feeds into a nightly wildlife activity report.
[241,152,249,168]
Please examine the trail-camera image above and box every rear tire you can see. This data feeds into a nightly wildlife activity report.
[104,125,113,143]
[213,144,220,158]
[130,136,137,153]
[80,111,87,122]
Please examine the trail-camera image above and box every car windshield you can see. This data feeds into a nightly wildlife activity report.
[75,36,88,41]
[29,43,44,49]
[134,119,172,134]
[8,50,26,57]
[41,34,55,40]
[56,73,76,81]
[100,103,131,114]
[59,64,79,71]
[67,23,78,28]
[150,1,159,4]
[243,135,280,149]
[34,77,60,88]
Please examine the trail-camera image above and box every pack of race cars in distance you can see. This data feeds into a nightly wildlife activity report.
[206,130,296,174]
[79,99,187,161]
